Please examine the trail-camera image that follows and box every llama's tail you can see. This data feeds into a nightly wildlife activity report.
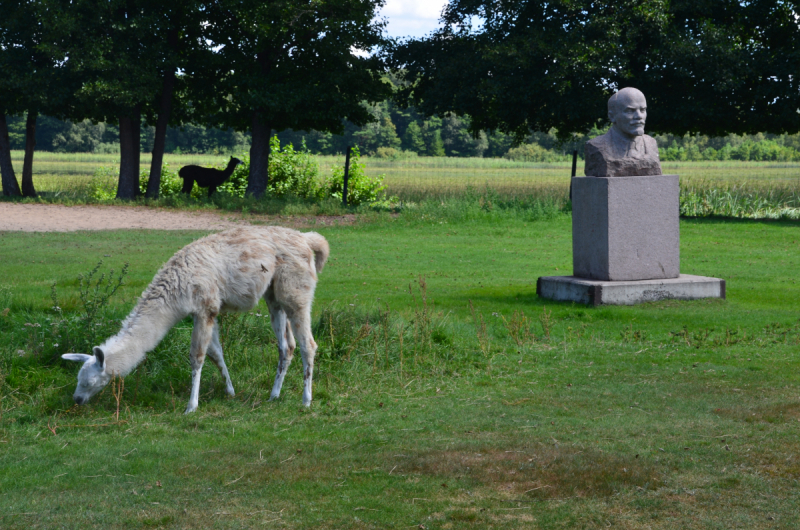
[303,231,329,273]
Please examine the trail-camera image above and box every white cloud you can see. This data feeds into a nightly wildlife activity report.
[380,0,449,39]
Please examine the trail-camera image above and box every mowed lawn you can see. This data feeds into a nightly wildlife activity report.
[1,213,799,529]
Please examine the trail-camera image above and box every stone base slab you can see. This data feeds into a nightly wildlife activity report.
[536,274,725,306]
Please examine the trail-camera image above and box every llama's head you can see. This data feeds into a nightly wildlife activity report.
[62,347,112,405]
[230,157,243,167]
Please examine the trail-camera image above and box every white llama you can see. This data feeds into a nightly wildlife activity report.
[62,226,329,413]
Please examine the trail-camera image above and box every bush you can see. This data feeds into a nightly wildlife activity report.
[219,137,322,199]
[139,163,202,199]
[325,147,388,206]
[503,143,566,162]
[375,147,419,160]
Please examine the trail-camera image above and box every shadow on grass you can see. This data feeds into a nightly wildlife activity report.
[681,216,800,227]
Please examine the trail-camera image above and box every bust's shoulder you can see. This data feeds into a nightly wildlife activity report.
[643,134,658,148]
[586,131,613,149]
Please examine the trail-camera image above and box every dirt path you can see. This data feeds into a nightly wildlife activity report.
[0,203,355,232]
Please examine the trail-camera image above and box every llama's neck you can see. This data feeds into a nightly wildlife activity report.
[101,299,183,377]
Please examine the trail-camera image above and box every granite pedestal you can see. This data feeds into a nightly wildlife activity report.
[572,175,679,281]
[537,174,725,305]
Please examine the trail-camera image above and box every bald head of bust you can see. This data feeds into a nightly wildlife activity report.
[608,88,647,139]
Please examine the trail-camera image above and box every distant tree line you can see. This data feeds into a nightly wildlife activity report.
[4,0,799,200]
[10,111,800,164]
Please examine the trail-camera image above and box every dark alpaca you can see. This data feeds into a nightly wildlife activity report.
[179,157,243,197]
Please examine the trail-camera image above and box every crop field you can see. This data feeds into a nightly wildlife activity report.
[1,207,800,528]
[10,151,800,206]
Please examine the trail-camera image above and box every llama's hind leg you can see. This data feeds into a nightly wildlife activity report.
[186,313,215,414]
[267,298,296,401]
[289,307,317,407]
[206,319,235,397]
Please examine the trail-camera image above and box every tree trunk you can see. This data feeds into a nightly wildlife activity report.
[246,111,271,198]
[146,68,176,199]
[21,111,37,197]
[117,106,142,200]
[146,28,179,200]
[0,114,22,197]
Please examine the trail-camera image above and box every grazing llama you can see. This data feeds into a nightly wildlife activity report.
[179,156,243,197]
[63,226,329,413]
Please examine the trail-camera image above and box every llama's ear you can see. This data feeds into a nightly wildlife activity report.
[62,353,92,363]
[93,347,105,368]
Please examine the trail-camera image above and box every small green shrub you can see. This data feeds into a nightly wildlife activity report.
[375,147,418,160]
[50,261,129,354]
[504,143,568,162]
[325,147,388,206]
[87,166,118,200]
[220,137,322,199]
[138,163,203,199]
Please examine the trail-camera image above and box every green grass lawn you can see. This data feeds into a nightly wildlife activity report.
[1,212,800,529]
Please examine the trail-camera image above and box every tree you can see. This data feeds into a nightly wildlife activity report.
[198,0,392,198]
[391,0,800,139]
[65,0,205,200]
[144,3,207,199]
[0,0,75,197]
[402,120,425,153]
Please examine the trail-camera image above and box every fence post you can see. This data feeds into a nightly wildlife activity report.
[570,149,577,201]
[342,146,351,207]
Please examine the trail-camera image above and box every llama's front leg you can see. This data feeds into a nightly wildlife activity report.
[186,313,214,414]
[267,301,295,401]
[290,310,317,407]
[207,320,235,397]
[181,178,194,195]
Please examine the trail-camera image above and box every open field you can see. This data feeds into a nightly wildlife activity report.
[1,211,800,528]
[10,151,800,206]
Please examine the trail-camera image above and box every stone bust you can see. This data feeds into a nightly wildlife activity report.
[584,87,662,177]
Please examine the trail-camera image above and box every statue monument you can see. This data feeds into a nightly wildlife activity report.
[584,88,662,178]
[536,88,725,305]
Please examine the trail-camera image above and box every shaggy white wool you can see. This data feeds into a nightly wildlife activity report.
[64,226,329,413]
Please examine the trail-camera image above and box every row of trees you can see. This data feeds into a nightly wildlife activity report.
[12,111,800,164]
[4,115,250,155]
[0,0,390,199]
[4,0,800,198]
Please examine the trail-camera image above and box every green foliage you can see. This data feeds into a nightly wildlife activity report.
[50,261,129,354]
[680,186,800,220]
[218,138,321,199]
[86,166,119,201]
[88,163,202,200]
[662,139,800,162]
[325,147,388,206]
[138,163,196,198]
[504,143,568,162]
[392,0,800,139]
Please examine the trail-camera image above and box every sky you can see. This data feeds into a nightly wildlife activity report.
[380,0,449,40]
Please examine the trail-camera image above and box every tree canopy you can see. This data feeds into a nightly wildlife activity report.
[197,0,392,197]
[1,0,391,199]
[391,0,800,140]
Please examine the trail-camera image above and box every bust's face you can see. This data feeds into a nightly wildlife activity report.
[610,90,647,138]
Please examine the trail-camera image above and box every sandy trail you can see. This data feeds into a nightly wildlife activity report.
[0,203,354,232]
